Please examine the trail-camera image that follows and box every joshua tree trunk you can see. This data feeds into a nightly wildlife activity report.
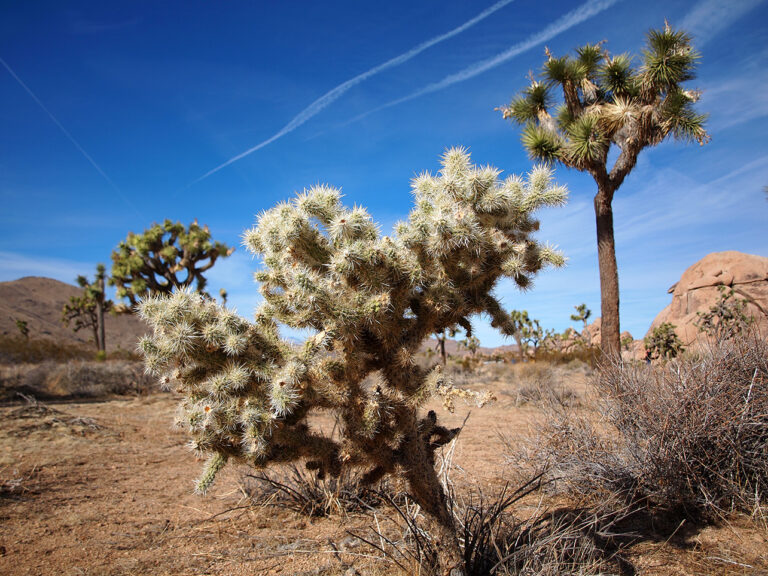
[97,274,106,353]
[90,323,100,352]
[514,334,525,362]
[594,187,620,356]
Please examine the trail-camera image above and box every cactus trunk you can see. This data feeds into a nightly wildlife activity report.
[400,414,464,575]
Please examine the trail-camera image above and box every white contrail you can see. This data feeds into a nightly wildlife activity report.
[0,56,142,218]
[681,0,765,47]
[192,0,518,184]
[345,0,622,124]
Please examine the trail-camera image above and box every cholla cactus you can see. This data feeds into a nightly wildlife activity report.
[138,149,566,575]
[644,322,684,361]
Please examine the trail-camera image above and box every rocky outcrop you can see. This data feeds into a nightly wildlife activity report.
[648,251,768,345]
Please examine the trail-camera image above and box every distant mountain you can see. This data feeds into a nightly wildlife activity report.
[0,276,147,353]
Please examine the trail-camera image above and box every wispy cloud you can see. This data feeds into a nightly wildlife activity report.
[191,0,517,184]
[345,0,621,124]
[681,0,765,47]
[0,57,142,218]
[701,71,768,131]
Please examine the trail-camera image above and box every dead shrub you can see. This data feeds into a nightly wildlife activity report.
[354,475,627,576]
[527,331,768,520]
[350,437,627,576]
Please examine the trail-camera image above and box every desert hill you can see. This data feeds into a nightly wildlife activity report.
[0,276,147,353]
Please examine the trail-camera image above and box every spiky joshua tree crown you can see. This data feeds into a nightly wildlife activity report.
[137,149,566,571]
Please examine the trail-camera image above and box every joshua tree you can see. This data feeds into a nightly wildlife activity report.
[459,334,481,357]
[570,303,591,330]
[505,309,528,361]
[521,317,549,357]
[500,23,709,354]
[111,219,233,309]
[219,288,228,307]
[62,264,112,352]
[507,309,547,361]
[137,149,567,575]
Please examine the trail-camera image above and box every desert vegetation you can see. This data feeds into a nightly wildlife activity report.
[1,10,766,576]
[500,24,709,354]
[110,219,234,309]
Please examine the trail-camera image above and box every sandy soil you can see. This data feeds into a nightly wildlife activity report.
[1,367,766,576]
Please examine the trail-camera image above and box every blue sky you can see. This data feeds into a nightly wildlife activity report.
[1,0,766,346]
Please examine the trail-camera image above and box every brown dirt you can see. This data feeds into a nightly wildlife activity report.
[0,365,766,575]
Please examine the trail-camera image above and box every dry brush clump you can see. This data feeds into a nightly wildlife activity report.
[492,363,583,409]
[355,471,626,576]
[242,463,401,518]
[0,335,95,364]
[0,360,154,399]
[137,148,568,575]
[528,332,768,521]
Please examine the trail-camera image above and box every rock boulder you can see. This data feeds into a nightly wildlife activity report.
[647,251,768,345]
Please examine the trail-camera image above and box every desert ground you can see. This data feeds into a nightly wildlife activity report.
[1,361,766,576]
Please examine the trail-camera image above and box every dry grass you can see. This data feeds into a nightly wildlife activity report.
[0,335,141,365]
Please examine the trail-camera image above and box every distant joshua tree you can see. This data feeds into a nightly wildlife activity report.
[570,303,591,330]
[62,264,112,352]
[501,23,709,354]
[136,149,567,574]
[435,327,458,366]
[110,219,233,310]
